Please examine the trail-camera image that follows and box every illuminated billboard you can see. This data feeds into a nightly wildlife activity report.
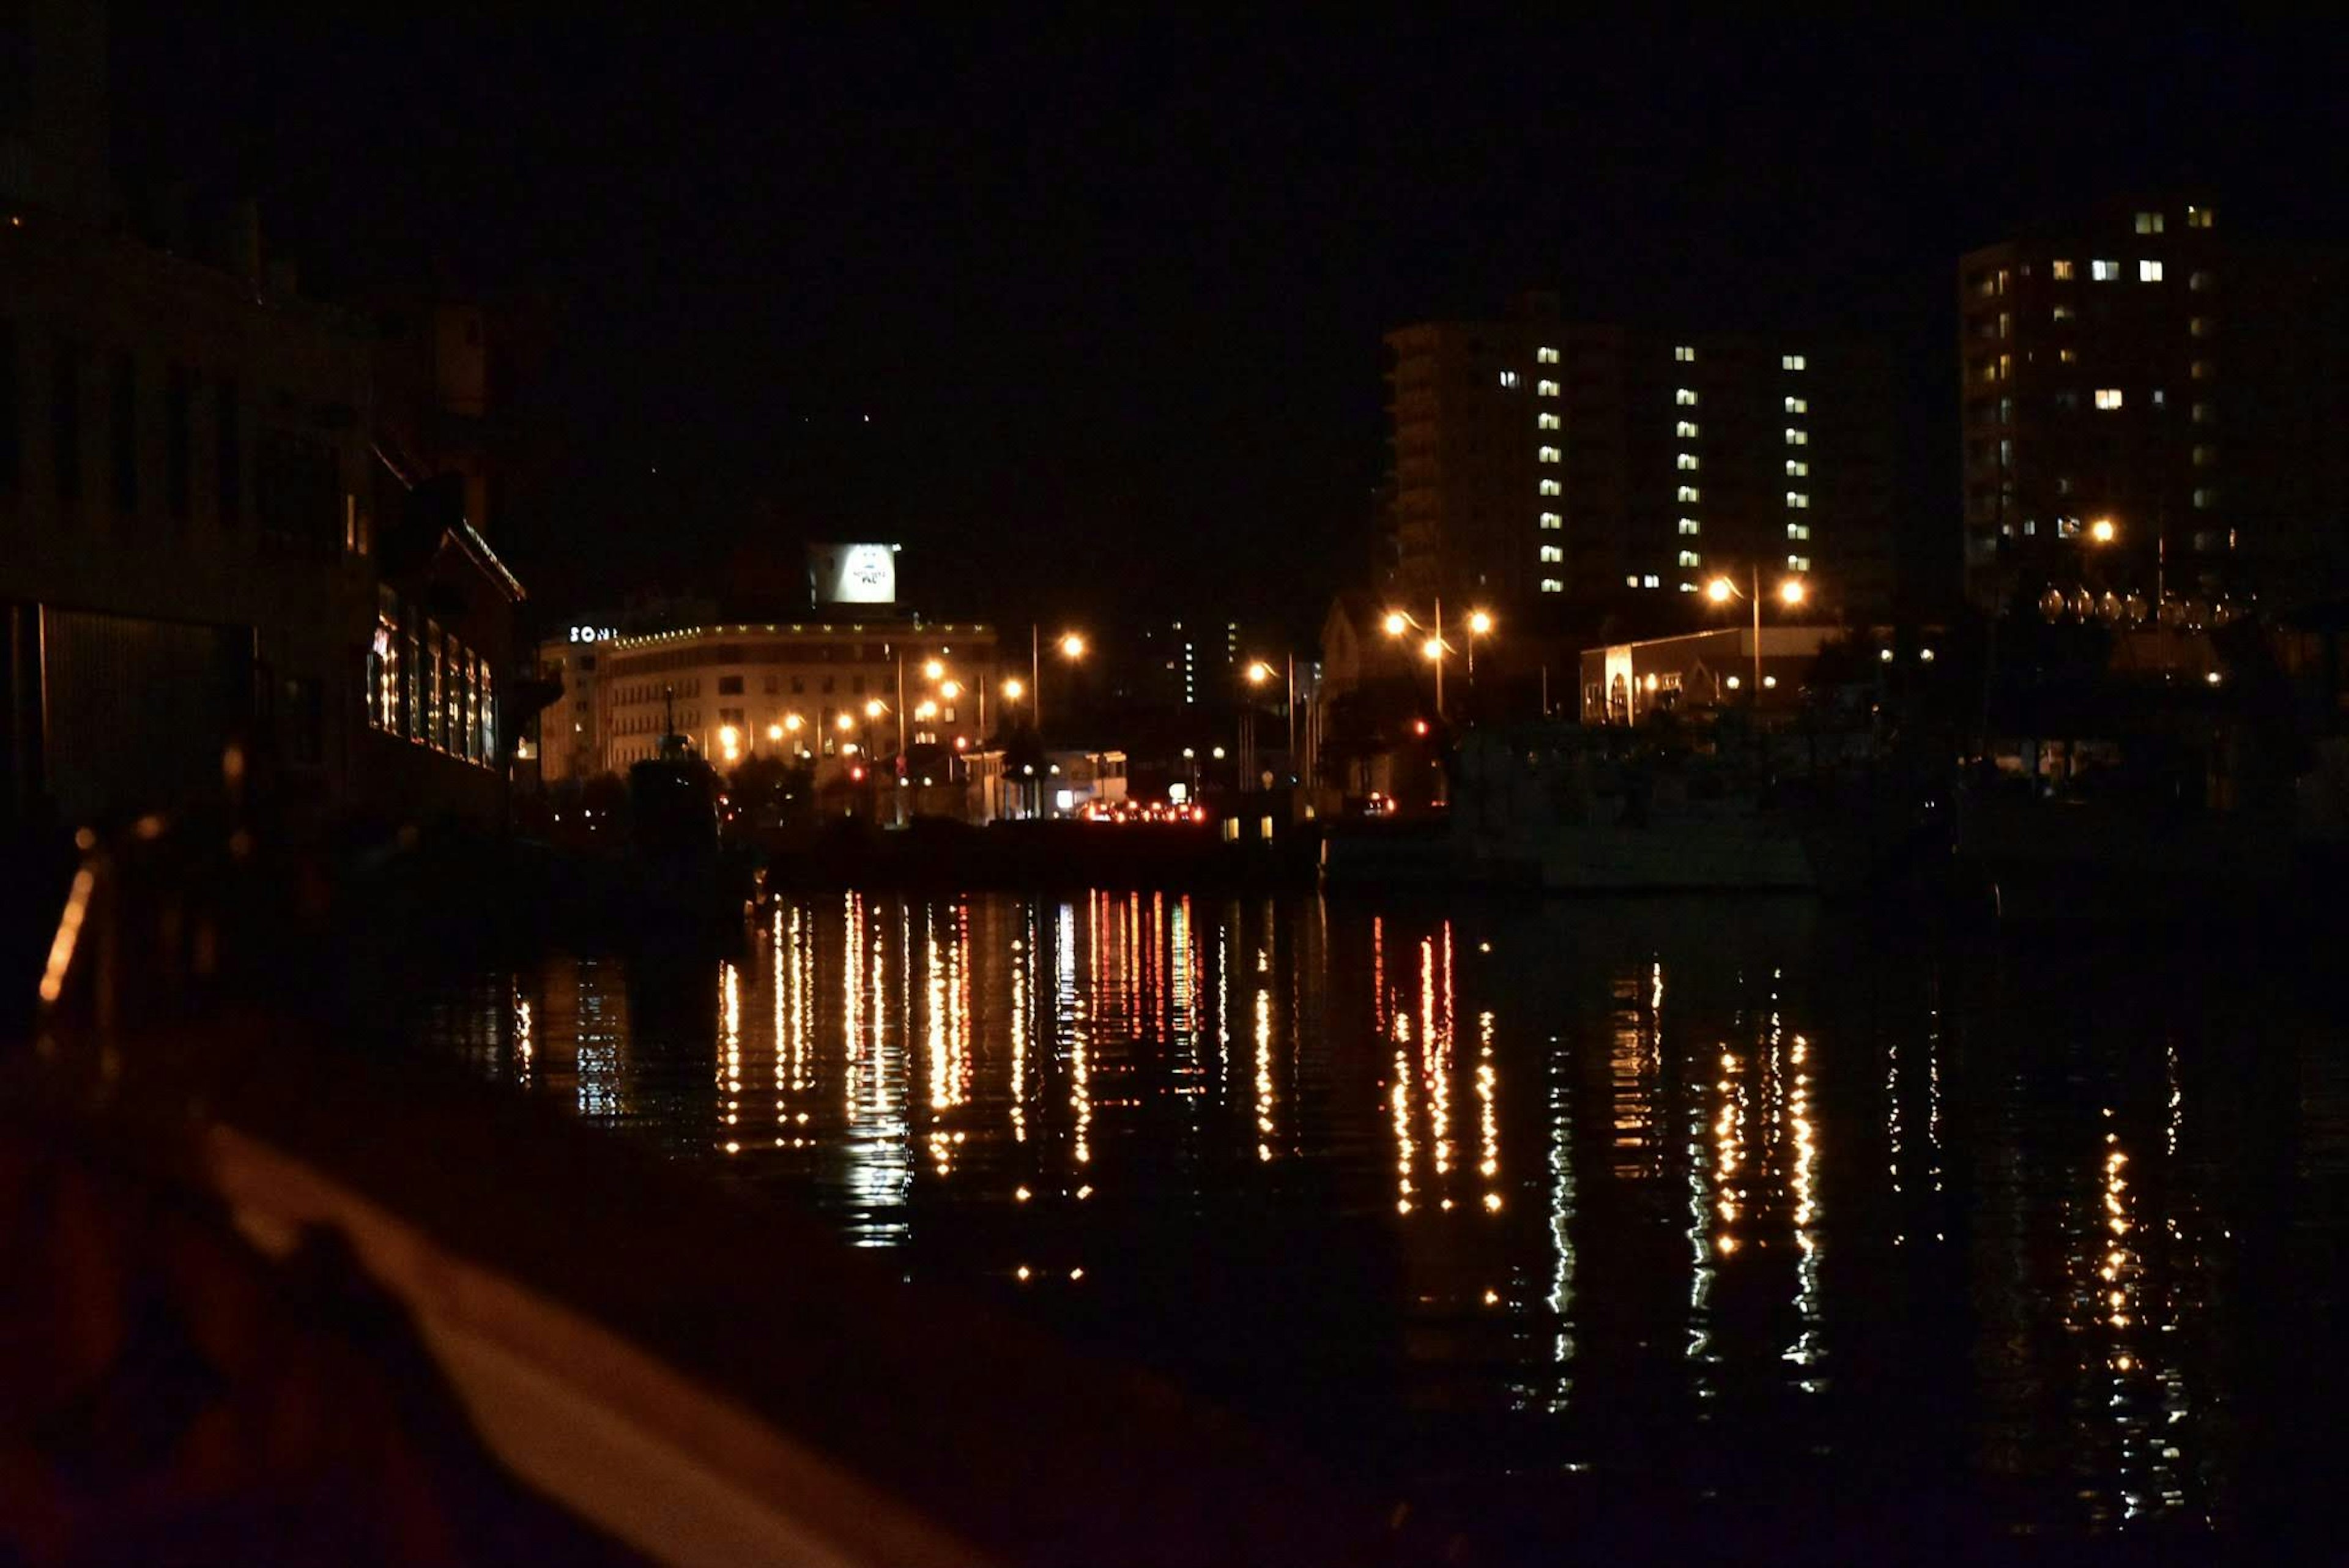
[808,542,899,607]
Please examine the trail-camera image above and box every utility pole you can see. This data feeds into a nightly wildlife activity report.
[1750,563,1764,700]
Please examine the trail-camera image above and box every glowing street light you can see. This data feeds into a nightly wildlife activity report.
[1466,609,1493,636]
[1421,636,1444,663]
[2089,517,2118,544]
[938,680,962,700]
[864,698,886,719]
[1059,633,1086,660]
[1382,611,1409,637]
[1705,566,1811,702]
[1001,677,1025,702]
[766,723,784,743]
[835,712,856,732]
[718,724,741,762]
[1244,660,1274,685]
[922,659,946,680]
[782,713,804,734]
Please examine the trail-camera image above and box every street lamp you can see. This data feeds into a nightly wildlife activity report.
[718,724,741,764]
[1464,608,1493,680]
[1382,603,1454,718]
[1705,566,1811,702]
[834,712,856,732]
[1001,677,1024,702]
[1031,627,1087,732]
[2089,517,2118,544]
[922,658,945,681]
[766,722,784,743]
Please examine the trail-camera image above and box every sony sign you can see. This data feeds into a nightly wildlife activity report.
[809,542,899,607]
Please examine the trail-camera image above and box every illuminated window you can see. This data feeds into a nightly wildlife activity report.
[1642,574,1660,588]
[2059,347,2078,363]
[1538,411,1561,429]
[1676,420,1699,438]
[1540,578,1563,594]
[1784,396,1808,415]
[2053,303,2075,322]
[1676,387,1698,406]
[2052,259,2075,280]
[1787,522,1810,540]
[2190,316,2211,338]
[1674,345,1696,362]
[2095,388,2124,409]
[2151,388,2166,407]
[1540,544,1563,563]
[1677,453,1699,470]
[1625,576,1640,587]
[1781,354,1806,371]
[1499,370,1520,388]
[2192,360,2213,380]
[1539,511,1562,529]
[2139,259,2163,282]
[1785,459,1808,477]
[1679,517,1701,535]
[2193,444,2216,466]
[1677,549,1701,568]
[1538,445,1560,463]
[2093,259,2120,281]
[2135,210,2165,234]
[2189,269,2214,291]
[2194,486,2216,508]
[1785,428,1808,445]
[1536,346,1560,364]
[2192,401,2214,424]
[1536,379,1559,397]
[1786,491,1809,508]
[2187,206,2214,229]
[1677,483,1700,502]
[1787,555,1811,572]
[2055,475,2074,495]
[1540,478,1561,496]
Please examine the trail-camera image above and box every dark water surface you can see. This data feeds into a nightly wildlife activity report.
[410,892,2348,1561]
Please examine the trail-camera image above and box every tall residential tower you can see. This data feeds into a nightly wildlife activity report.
[1379,294,1894,624]
[1958,196,2349,611]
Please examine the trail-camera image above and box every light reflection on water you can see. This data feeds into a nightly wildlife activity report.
[418,891,2347,1550]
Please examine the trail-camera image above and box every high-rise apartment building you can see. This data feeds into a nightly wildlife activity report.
[1380,294,1894,621]
[1958,196,2349,610]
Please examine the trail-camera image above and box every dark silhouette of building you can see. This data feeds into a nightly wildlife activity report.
[1958,195,2349,613]
[1379,293,1896,627]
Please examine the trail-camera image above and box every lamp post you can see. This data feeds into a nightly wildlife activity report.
[1705,567,1807,702]
[1242,659,1274,792]
[1382,599,1483,721]
[1031,628,1085,734]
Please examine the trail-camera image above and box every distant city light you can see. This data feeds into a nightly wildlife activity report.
[2090,518,2118,543]
[1382,611,1408,637]
[1001,677,1025,700]
[1706,578,1734,604]
[766,723,784,742]
[1245,660,1274,685]
[923,659,945,680]
[864,699,885,719]
[1778,579,1807,606]
[1059,633,1086,659]
[1421,637,1443,663]
[1467,609,1494,636]
[836,712,856,732]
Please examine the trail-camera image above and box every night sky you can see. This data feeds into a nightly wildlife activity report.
[107,12,2349,637]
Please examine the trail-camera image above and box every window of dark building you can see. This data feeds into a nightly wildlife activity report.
[109,351,136,511]
[718,674,744,695]
[164,365,193,520]
[51,337,81,502]
[0,319,17,494]
[215,377,241,523]
[850,674,866,694]
[821,676,836,694]
[790,675,805,694]
[256,430,338,557]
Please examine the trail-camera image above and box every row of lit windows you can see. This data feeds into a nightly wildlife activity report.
[2052,259,2168,283]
